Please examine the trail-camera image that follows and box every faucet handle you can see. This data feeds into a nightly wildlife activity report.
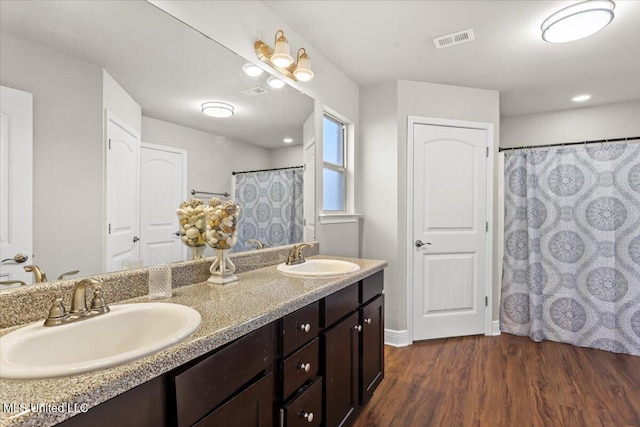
[90,286,110,314]
[31,291,70,326]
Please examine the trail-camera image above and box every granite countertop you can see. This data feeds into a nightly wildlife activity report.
[0,255,386,427]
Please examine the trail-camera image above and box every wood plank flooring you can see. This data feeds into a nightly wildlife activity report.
[353,333,640,427]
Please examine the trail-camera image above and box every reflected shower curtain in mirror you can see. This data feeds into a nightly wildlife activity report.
[501,144,640,356]
[233,168,303,252]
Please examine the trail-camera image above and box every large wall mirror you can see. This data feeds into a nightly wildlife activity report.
[0,1,314,286]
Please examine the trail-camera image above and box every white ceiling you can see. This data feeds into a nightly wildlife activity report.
[0,1,314,148]
[264,0,640,117]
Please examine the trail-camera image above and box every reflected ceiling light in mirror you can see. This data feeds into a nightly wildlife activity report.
[242,63,264,77]
[255,29,314,82]
[201,102,234,118]
[541,0,615,43]
[267,77,286,89]
[572,94,592,102]
[283,138,293,144]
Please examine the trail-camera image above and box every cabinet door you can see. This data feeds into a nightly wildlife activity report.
[194,372,273,427]
[361,294,384,406]
[323,311,360,427]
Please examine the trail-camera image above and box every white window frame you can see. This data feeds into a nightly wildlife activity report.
[322,113,347,212]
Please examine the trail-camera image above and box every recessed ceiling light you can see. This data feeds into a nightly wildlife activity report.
[267,76,285,89]
[572,94,592,102]
[242,63,264,77]
[541,0,615,43]
[283,138,293,143]
[201,102,234,118]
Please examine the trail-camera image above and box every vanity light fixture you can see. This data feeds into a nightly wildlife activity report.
[267,76,286,89]
[242,63,264,77]
[283,137,293,144]
[541,0,615,43]
[255,29,314,82]
[572,94,592,102]
[201,102,234,118]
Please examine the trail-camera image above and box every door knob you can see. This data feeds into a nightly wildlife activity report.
[1,253,28,264]
[172,231,180,237]
[415,240,431,248]
[133,236,140,243]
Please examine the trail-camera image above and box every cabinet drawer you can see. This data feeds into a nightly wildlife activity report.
[360,270,383,304]
[282,338,319,400]
[174,323,276,427]
[323,283,358,328]
[282,301,320,356]
[282,377,323,427]
[194,372,273,427]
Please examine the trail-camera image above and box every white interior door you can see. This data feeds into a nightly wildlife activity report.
[105,111,140,272]
[140,143,186,266]
[412,123,488,340]
[303,112,315,241]
[0,86,33,286]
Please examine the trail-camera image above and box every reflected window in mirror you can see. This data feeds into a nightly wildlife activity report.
[323,114,346,211]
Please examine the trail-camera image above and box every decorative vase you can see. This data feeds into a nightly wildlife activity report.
[190,246,205,260]
[208,248,237,284]
[176,198,207,260]
[204,198,241,285]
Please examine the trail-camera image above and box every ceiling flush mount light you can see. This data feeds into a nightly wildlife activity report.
[541,0,615,43]
[242,63,264,77]
[283,137,293,144]
[267,76,285,89]
[254,29,314,82]
[572,94,592,102]
[201,102,234,118]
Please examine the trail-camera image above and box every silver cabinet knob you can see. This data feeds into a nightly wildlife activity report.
[354,325,362,332]
[298,362,311,372]
[415,240,431,248]
[299,323,311,332]
[364,318,372,324]
[302,412,314,423]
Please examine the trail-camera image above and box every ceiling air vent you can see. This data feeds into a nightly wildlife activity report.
[433,29,475,49]
[240,86,268,96]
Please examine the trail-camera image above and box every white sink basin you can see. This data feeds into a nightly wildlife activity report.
[277,259,360,277]
[0,303,201,379]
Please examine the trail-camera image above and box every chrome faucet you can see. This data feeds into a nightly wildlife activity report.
[24,265,47,283]
[286,243,313,265]
[36,278,110,326]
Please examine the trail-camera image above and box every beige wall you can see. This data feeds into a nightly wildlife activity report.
[0,32,105,278]
[501,100,640,148]
[360,80,500,332]
[103,70,142,136]
[141,116,270,197]
[268,145,303,169]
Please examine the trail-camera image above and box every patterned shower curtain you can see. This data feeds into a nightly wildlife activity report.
[501,144,640,356]
[233,168,303,252]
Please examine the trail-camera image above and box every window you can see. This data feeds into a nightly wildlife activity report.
[323,114,346,211]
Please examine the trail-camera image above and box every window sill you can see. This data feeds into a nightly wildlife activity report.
[319,213,363,225]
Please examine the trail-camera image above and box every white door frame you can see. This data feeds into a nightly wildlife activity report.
[406,116,494,343]
[140,142,188,262]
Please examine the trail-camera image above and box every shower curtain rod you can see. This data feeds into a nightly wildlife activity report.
[232,165,303,175]
[498,136,640,152]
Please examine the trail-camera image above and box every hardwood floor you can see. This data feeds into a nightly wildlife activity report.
[353,334,640,427]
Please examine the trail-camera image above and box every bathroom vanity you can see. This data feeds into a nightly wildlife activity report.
[0,255,386,427]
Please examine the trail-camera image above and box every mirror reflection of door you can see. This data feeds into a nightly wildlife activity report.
[140,143,187,266]
[0,86,33,286]
[105,111,140,272]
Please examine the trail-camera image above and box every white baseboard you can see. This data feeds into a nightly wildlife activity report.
[491,320,501,336]
[384,329,411,347]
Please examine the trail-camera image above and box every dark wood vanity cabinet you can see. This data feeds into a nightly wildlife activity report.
[56,270,384,427]
[323,271,385,427]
